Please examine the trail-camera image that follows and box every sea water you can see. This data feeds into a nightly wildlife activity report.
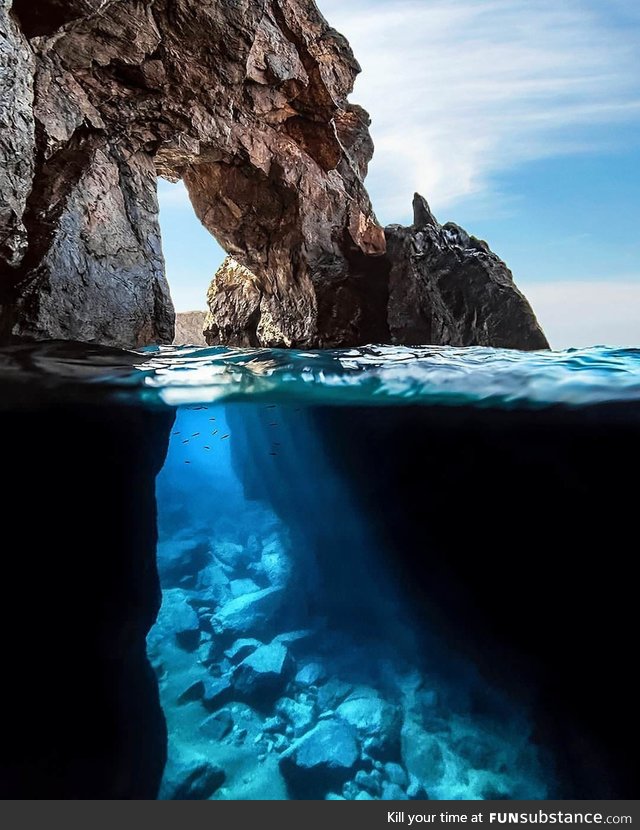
[1,343,638,800]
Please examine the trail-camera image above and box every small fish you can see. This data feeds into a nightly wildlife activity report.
[212,430,219,436]
[192,433,200,437]
[269,452,278,457]
[221,434,230,440]
[204,446,211,450]
[182,439,190,444]
[266,405,277,410]
[184,461,191,464]
[172,431,181,436]
[209,418,216,421]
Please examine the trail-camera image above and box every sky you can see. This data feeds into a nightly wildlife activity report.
[158,0,640,349]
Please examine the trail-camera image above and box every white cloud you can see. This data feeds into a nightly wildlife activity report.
[523,280,640,349]
[317,0,640,222]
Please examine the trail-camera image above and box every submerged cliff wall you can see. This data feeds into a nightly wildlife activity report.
[0,366,173,797]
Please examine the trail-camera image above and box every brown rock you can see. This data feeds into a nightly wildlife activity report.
[174,311,207,346]
[0,0,384,348]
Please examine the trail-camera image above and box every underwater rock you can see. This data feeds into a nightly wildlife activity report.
[211,587,283,639]
[385,195,549,350]
[317,679,353,712]
[212,540,250,572]
[260,538,293,589]
[384,762,409,788]
[229,578,261,598]
[407,778,430,800]
[200,710,234,742]
[0,398,172,797]
[401,723,446,790]
[280,719,360,799]
[336,693,401,760]
[159,746,225,800]
[224,638,262,665]
[177,680,205,705]
[355,769,382,797]
[157,589,201,652]
[202,676,234,712]
[196,563,231,603]
[381,782,409,801]
[276,697,316,738]
[295,662,327,687]
[233,643,292,702]
[157,538,209,588]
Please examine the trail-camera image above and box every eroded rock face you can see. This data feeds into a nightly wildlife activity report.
[174,311,207,346]
[204,196,549,351]
[385,195,549,350]
[1,0,547,350]
[0,0,384,347]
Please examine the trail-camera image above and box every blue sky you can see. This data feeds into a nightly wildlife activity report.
[159,0,640,349]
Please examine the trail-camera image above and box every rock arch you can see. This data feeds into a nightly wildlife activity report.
[0,0,385,348]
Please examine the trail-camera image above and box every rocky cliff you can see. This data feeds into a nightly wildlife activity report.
[0,0,547,350]
[175,311,207,346]
[205,196,549,350]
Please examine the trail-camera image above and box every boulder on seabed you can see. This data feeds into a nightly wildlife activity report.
[157,537,210,587]
[177,679,205,705]
[260,538,292,588]
[229,578,261,598]
[336,692,401,760]
[159,746,225,800]
[224,638,262,665]
[276,697,316,737]
[151,588,201,652]
[211,587,283,638]
[385,762,409,788]
[381,782,409,801]
[200,709,234,742]
[316,679,353,711]
[279,719,359,799]
[401,722,445,789]
[295,662,326,687]
[212,539,250,572]
[196,562,231,603]
[202,675,234,711]
[233,642,292,702]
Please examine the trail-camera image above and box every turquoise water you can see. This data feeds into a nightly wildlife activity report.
[151,401,553,800]
[4,342,639,408]
[1,342,638,799]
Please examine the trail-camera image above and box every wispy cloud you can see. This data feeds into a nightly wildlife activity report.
[318,0,640,222]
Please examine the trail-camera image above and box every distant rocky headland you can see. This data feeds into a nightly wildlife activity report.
[0,0,548,351]
[175,311,207,346]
